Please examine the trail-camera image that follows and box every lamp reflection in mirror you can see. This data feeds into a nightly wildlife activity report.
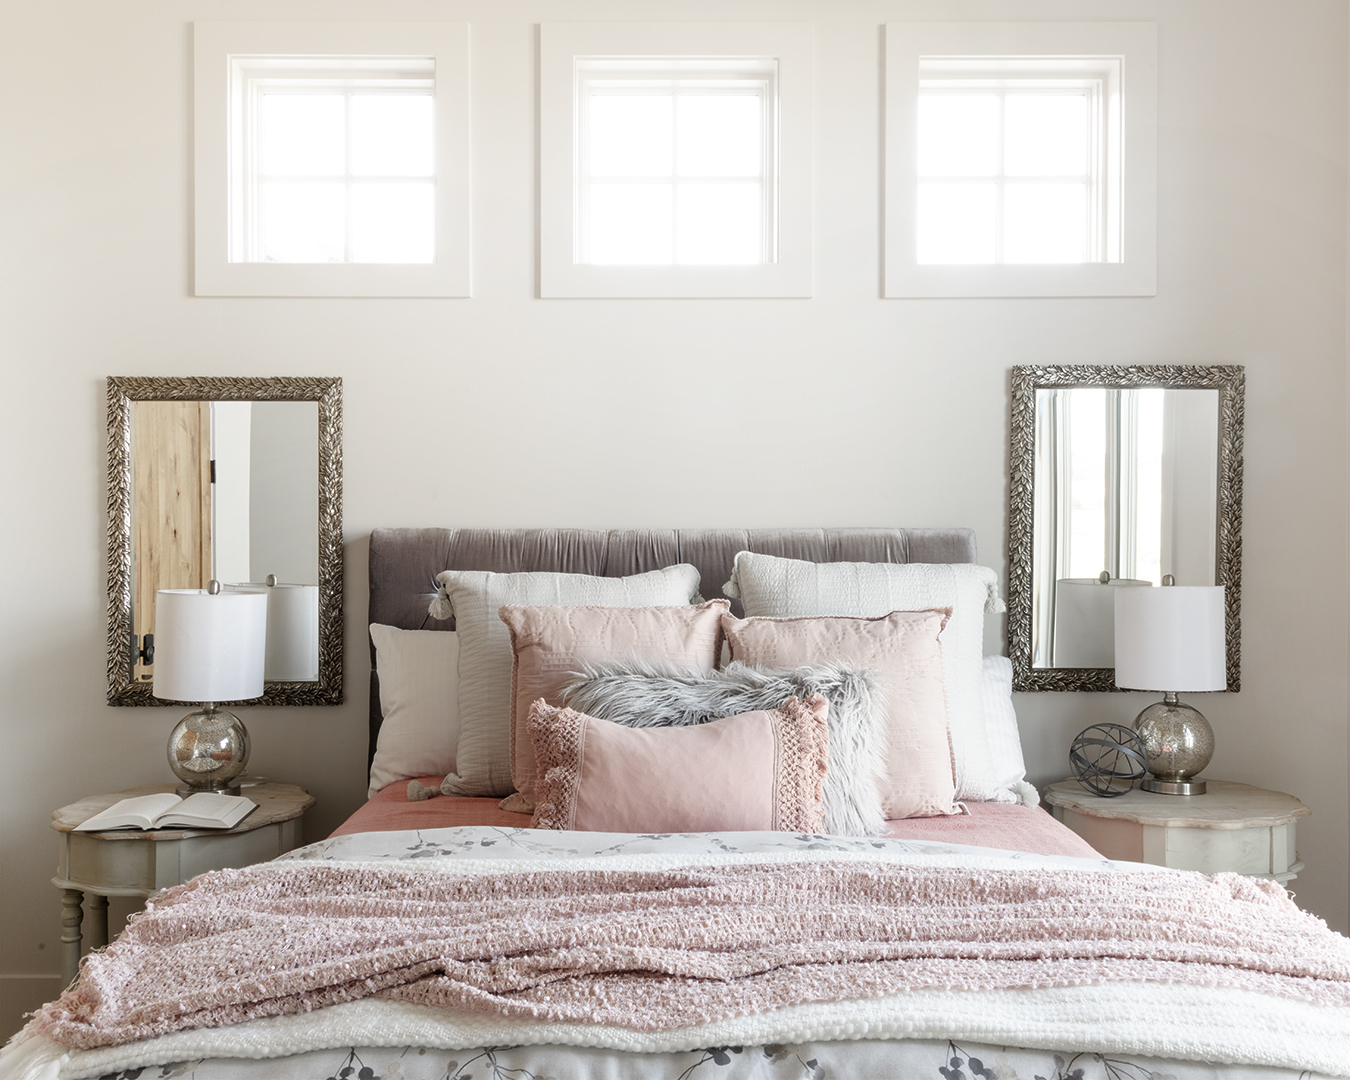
[152,583,267,795]
[1052,572,1151,668]
[1114,581,1226,795]
[226,577,319,682]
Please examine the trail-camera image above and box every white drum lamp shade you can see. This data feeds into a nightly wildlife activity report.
[226,583,319,682]
[152,589,268,703]
[1114,585,1226,692]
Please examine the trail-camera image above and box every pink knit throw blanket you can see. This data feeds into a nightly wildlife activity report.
[33,860,1350,1050]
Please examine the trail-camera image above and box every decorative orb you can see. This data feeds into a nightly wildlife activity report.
[1070,723,1148,798]
[167,707,250,791]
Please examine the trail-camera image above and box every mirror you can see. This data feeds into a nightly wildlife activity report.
[1008,365,1243,692]
[107,377,342,706]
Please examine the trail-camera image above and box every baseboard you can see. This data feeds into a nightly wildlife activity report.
[0,975,62,1044]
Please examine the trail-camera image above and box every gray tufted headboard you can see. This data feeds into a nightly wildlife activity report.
[367,527,978,768]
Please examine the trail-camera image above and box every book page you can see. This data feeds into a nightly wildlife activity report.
[157,792,256,829]
[74,793,183,832]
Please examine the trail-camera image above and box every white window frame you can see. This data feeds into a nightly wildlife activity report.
[885,22,1156,298]
[194,21,470,298]
[540,22,814,299]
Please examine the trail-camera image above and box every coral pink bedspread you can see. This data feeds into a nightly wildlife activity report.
[334,778,1100,858]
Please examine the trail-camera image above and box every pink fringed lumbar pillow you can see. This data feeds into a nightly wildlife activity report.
[722,609,960,820]
[529,695,830,834]
[499,600,728,815]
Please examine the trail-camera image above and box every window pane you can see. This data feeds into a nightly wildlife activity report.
[351,182,435,263]
[351,95,434,177]
[586,182,673,264]
[1004,182,1087,263]
[918,93,999,177]
[587,94,673,178]
[1131,388,1165,586]
[676,182,761,264]
[261,182,345,262]
[676,94,761,178]
[259,94,345,177]
[916,182,996,263]
[1005,94,1088,177]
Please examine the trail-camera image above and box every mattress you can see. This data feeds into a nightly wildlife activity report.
[337,778,1103,858]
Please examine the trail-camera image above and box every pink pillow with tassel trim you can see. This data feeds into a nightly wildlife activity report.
[529,695,830,834]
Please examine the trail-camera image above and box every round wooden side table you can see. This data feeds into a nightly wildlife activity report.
[51,781,314,986]
[1043,778,1308,884]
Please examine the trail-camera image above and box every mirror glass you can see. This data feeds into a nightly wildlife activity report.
[1031,387,1219,669]
[129,400,320,687]
[1008,365,1242,693]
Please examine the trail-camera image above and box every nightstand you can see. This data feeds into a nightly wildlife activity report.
[51,781,314,986]
[1043,779,1308,884]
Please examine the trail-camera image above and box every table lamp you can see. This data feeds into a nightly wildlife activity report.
[152,582,268,795]
[1114,579,1226,795]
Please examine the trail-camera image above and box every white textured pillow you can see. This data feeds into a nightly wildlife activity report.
[981,655,1037,807]
[723,552,1011,804]
[431,564,703,798]
[368,625,459,799]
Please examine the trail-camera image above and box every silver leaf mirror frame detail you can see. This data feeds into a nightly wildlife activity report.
[1008,364,1243,693]
[106,376,343,706]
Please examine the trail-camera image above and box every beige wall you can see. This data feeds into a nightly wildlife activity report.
[2,0,1347,1040]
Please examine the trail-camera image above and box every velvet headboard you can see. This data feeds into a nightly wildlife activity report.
[366,527,978,767]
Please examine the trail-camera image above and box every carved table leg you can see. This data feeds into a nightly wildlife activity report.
[60,889,83,987]
[87,893,109,951]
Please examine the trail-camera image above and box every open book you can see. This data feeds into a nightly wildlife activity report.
[74,792,257,832]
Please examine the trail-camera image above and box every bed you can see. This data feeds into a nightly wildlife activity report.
[7,527,1350,1080]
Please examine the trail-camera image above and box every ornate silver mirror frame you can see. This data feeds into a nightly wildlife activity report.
[107,376,343,706]
[1008,364,1243,693]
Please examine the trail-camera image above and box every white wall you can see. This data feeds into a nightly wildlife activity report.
[1,0,1347,1040]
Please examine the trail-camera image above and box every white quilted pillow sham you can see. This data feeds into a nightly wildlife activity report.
[723,552,1012,803]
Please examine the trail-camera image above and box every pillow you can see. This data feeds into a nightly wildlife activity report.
[367,625,459,799]
[529,695,829,833]
[982,655,1037,807]
[498,600,728,814]
[430,564,702,797]
[723,552,1009,804]
[563,660,888,836]
[722,610,959,819]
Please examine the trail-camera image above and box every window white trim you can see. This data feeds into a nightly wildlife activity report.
[540,22,814,298]
[194,21,470,298]
[885,22,1156,298]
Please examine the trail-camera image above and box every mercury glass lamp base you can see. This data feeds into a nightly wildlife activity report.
[167,705,251,793]
[175,780,244,797]
[1141,776,1208,796]
[1133,693,1214,797]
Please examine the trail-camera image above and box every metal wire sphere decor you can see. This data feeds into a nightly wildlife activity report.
[1070,723,1149,798]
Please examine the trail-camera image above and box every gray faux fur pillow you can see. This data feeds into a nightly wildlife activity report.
[562,660,889,837]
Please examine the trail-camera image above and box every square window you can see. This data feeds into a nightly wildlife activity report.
[540,22,814,298]
[575,60,774,268]
[886,23,1156,297]
[194,22,470,297]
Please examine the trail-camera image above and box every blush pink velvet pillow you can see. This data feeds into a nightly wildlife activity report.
[499,600,728,814]
[722,609,958,820]
[529,695,830,833]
